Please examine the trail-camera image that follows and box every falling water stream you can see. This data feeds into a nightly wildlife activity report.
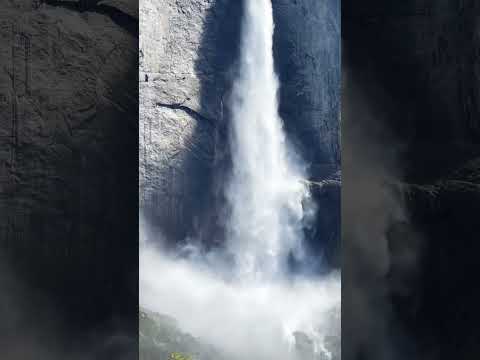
[226,0,309,281]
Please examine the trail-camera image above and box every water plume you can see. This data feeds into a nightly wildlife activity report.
[225,0,311,280]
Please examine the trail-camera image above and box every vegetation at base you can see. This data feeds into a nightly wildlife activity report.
[169,352,193,360]
[139,308,227,360]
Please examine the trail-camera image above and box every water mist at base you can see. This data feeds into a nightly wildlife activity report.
[140,242,340,360]
[140,0,340,359]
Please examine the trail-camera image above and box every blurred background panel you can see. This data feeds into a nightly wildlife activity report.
[0,1,138,358]
[342,1,480,359]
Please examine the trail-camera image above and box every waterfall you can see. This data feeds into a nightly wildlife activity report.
[226,0,310,280]
[140,1,340,359]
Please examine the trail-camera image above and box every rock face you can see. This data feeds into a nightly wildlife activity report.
[273,0,340,168]
[140,0,340,260]
[139,0,222,241]
[0,0,138,347]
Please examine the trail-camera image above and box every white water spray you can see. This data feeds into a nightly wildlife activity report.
[226,0,310,279]
[140,1,340,359]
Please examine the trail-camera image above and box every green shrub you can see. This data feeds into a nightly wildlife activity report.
[169,352,193,360]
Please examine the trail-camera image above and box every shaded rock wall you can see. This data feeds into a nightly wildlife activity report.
[273,0,340,171]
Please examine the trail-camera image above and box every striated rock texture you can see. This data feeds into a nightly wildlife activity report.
[140,0,225,241]
[0,0,138,353]
[140,0,340,264]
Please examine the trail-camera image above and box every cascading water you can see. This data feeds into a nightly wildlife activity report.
[140,1,340,359]
[226,0,310,280]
